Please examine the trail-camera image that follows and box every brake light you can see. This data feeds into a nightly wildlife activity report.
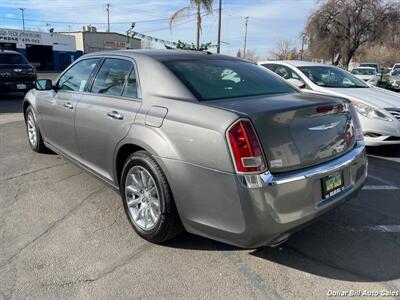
[227,119,267,173]
[348,104,364,141]
[32,67,37,79]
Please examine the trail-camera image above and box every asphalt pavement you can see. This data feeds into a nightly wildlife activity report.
[1,79,400,299]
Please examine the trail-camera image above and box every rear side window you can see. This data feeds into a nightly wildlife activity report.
[122,69,139,99]
[91,58,132,96]
[165,59,296,101]
[58,58,99,92]
[262,64,303,81]
[0,54,28,64]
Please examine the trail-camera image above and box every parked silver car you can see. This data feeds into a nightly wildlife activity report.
[259,60,400,146]
[24,50,367,248]
[351,67,379,86]
[389,68,400,90]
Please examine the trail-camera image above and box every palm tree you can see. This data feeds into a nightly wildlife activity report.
[169,0,213,50]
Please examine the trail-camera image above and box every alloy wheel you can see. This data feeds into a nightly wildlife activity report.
[125,166,161,231]
[27,111,37,148]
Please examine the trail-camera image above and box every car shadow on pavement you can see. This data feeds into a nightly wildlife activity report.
[166,157,400,283]
[250,200,400,282]
[367,145,400,158]
[163,231,240,252]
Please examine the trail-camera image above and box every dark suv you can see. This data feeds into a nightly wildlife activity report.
[0,50,37,93]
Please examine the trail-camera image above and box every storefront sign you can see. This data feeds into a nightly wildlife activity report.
[0,29,42,46]
[104,40,127,49]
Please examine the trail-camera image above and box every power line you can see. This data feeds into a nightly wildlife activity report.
[0,12,200,25]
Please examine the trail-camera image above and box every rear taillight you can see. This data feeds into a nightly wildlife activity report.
[32,67,37,79]
[227,119,267,173]
[348,104,364,141]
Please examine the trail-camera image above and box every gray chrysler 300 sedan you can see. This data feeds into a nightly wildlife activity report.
[23,50,367,248]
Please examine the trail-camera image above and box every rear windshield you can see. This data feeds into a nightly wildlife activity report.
[352,68,375,75]
[392,69,400,76]
[0,54,28,65]
[165,59,296,101]
[360,64,378,69]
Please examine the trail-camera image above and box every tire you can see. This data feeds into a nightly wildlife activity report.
[120,150,183,243]
[25,106,48,153]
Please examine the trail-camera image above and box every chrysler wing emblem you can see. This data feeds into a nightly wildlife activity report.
[14,68,22,73]
[308,121,340,131]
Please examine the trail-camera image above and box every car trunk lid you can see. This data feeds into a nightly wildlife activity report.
[207,92,356,173]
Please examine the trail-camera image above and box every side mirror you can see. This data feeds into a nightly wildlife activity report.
[287,78,306,89]
[35,79,53,91]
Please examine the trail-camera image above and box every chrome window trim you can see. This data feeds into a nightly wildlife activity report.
[56,57,102,93]
[55,54,143,101]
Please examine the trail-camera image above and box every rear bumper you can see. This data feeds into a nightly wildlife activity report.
[158,141,367,248]
[0,81,34,91]
[364,137,400,146]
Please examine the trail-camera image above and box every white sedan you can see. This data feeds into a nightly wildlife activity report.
[258,60,400,146]
[351,66,380,86]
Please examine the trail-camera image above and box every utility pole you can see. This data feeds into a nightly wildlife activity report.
[300,33,306,60]
[216,0,222,53]
[19,8,25,30]
[243,17,249,59]
[106,3,110,32]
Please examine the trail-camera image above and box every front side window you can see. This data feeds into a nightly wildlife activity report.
[58,58,99,92]
[91,58,132,96]
[165,59,296,101]
[298,66,369,88]
[0,54,28,64]
[263,64,302,81]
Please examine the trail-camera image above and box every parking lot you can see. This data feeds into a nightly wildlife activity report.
[0,76,400,299]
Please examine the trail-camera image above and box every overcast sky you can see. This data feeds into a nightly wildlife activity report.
[0,0,317,57]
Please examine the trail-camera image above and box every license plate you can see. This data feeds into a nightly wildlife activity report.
[321,171,344,199]
[16,84,26,90]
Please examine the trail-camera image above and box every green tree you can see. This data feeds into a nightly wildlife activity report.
[169,0,213,50]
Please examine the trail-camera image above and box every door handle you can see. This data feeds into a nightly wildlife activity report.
[107,111,124,120]
[63,102,73,110]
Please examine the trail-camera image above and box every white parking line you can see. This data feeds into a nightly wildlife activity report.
[347,225,400,233]
[368,175,399,188]
[362,185,399,190]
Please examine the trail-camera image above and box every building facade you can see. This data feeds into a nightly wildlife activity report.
[62,30,142,53]
[0,28,81,71]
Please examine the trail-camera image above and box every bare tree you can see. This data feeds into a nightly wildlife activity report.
[305,0,400,68]
[267,39,298,60]
[243,49,263,63]
[357,45,400,67]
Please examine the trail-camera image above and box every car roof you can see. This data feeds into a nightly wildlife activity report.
[0,50,23,55]
[84,49,245,62]
[353,66,376,70]
[258,60,329,67]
